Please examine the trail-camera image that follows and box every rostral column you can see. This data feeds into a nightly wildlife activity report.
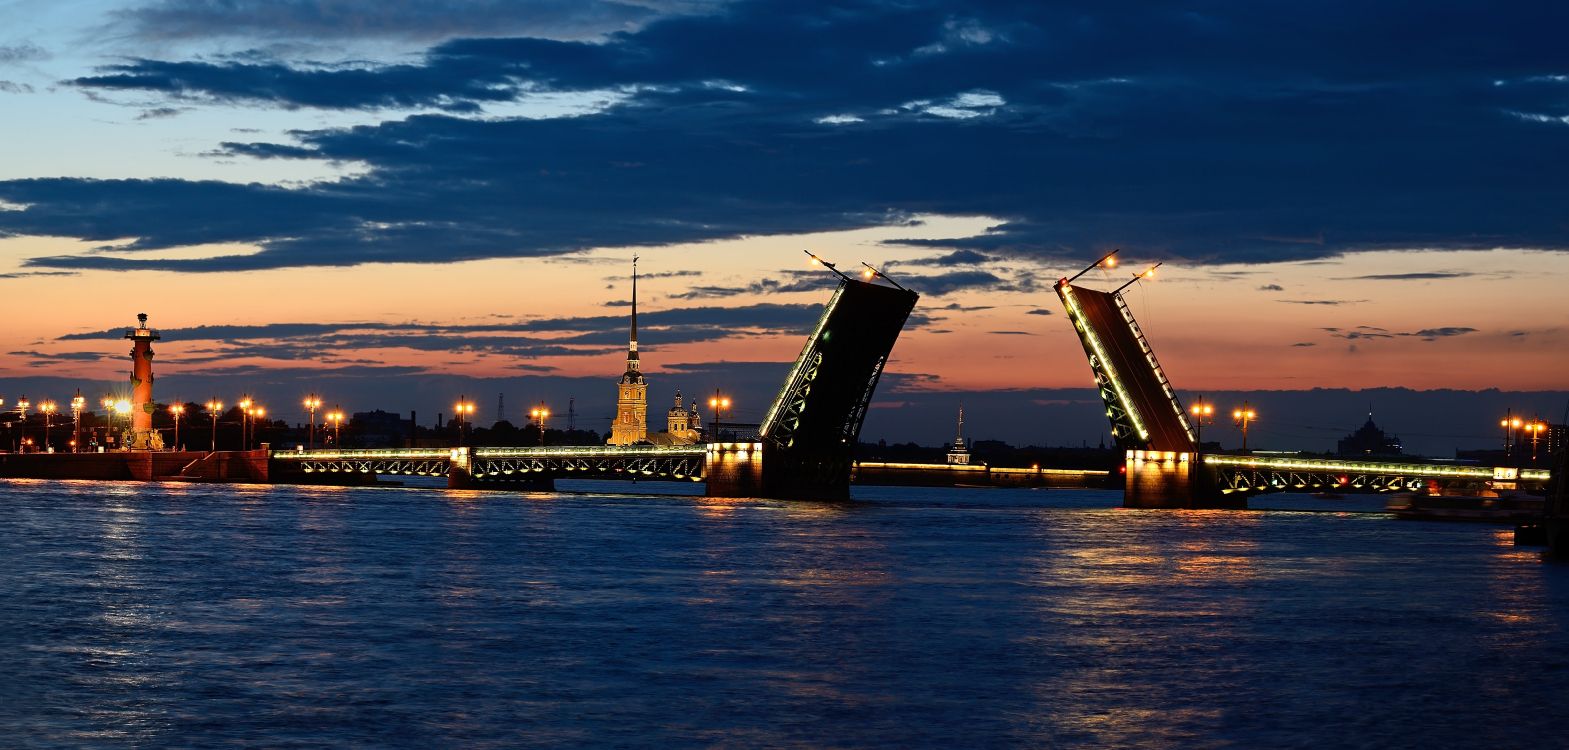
[124,313,166,450]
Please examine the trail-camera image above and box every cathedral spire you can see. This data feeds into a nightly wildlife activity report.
[623,255,642,382]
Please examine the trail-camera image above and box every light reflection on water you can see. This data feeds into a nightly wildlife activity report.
[3,480,1568,748]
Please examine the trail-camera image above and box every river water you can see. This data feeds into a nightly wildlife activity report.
[3,479,1566,748]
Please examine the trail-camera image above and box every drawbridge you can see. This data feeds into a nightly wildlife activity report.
[1056,253,1550,507]
[272,270,918,499]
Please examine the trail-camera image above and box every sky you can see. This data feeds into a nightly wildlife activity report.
[1,0,1567,454]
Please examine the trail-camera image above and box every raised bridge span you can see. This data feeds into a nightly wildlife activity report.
[1057,264,1552,508]
[273,275,918,499]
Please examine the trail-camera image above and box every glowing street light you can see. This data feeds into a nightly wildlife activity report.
[1526,420,1548,464]
[238,396,253,450]
[303,394,323,450]
[1064,249,1121,285]
[454,396,476,446]
[205,399,223,452]
[15,396,28,452]
[802,249,853,282]
[246,405,267,450]
[101,396,115,447]
[326,408,344,447]
[708,390,732,440]
[529,403,551,446]
[1113,262,1164,294]
[1189,396,1215,447]
[170,403,185,451]
[70,391,85,453]
[40,400,57,452]
[1232,402,1258,452]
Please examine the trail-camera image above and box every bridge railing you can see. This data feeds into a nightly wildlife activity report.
[272,444,711,461]
[1203,453,1552,482]
[271,447,455,461]
[474,444,707,459]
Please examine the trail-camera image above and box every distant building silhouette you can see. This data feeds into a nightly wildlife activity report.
[349,410,411,448]
[947,405,971,465]
[1336,411,1403,457]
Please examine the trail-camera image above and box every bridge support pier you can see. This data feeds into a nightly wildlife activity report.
[448,447,474,489]
[1124,450,1243,509]
[704,442,765,498]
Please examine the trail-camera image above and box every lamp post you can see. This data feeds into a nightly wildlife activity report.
[708,390,731,441]
[114,399,132,450]
[454,396,476,446]
[529,404,550,446]
[1527,420,1547,464]
[255,407,267,448]
[1500,412,1524,463]
[238,396,253,450]
[70,392,85,453]
[170,403,185,451]
[101,396,115,447]
[205,399,223,452]
[1232,402,1257,452]
[40,400,57,452]
[17,397,29,452]
[1189,396,1214,448]
[326,408,343,447]
[303,394,322,450]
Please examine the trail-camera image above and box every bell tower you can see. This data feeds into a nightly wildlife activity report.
[608,256,648,445]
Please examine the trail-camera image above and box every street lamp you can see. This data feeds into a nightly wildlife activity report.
[40,400,57,452]
[206,399,223,452]
[17,397,29,452]
[303,394,322,450]
[708,390,731,440]
[1189,396,1215,447]
[170,403,185,451]
[1527,420,1547,464]
[114,399,132,450]
[70,391,85,453]
[1232,402,1257,452]
[238,396,253,450]
[529,404,550,446]
[101,396,115,447]
[326,408,343,447]
[255,406,267,448]
[454,396,476,446]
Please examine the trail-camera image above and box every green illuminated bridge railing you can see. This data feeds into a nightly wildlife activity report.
[270,445,709,461]
[1203,453,1551,482]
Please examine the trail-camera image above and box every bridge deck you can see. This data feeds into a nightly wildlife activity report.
[271,445,708,461]
[1061,283,1194,451]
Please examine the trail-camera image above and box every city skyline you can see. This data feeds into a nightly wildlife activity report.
[3,0,1567,450]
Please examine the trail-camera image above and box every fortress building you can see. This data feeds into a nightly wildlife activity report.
[650,390,703,446]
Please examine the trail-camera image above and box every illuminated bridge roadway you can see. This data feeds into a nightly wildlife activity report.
[1126,450,1551,503]
[270,443,715,490]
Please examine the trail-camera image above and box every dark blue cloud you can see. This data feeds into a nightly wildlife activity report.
[49,302,833,370]
[118,0,712,42]
[2,0,1567,273]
